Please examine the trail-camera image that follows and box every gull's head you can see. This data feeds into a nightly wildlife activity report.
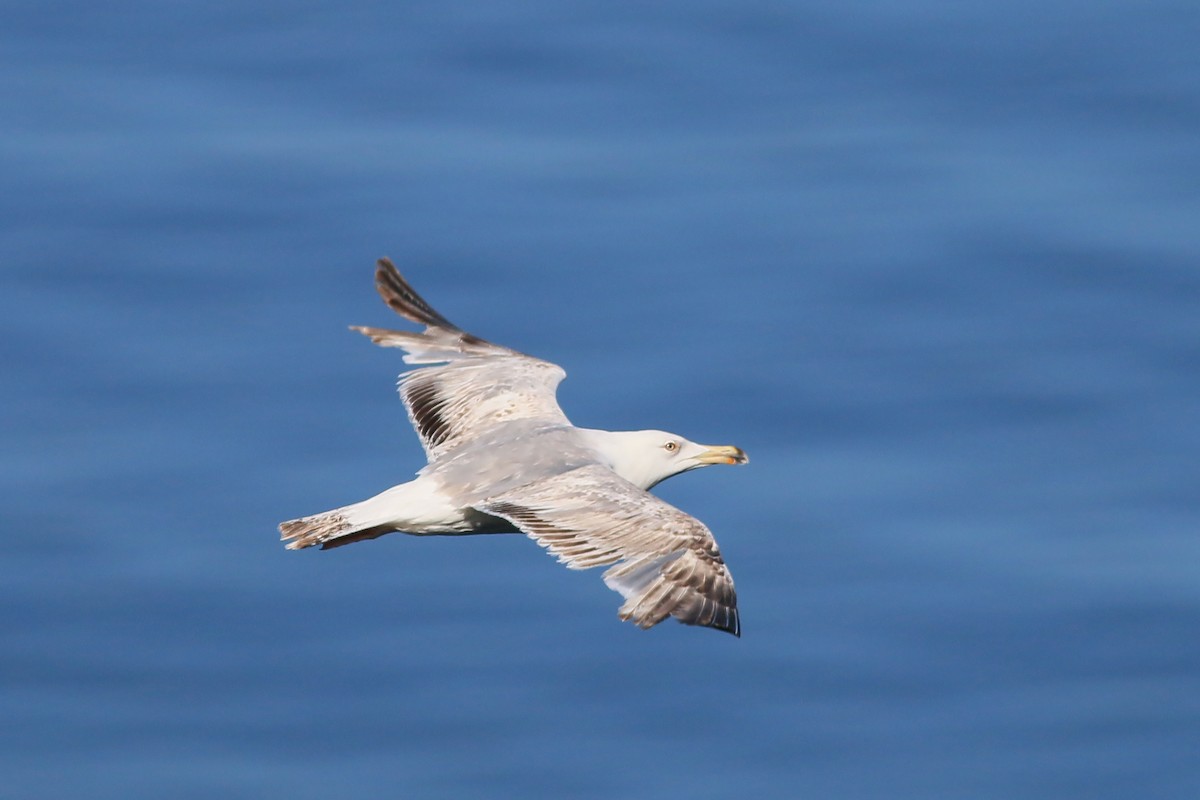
[589,429,749,491]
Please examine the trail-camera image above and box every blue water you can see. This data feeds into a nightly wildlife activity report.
[3,2,1198,797]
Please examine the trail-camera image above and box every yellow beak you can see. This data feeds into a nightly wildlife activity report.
[695,444,749,466]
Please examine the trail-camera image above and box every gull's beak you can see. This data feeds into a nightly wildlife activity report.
[694,444,749,466]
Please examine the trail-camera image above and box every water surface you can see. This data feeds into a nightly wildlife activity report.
[2,2,1198,798]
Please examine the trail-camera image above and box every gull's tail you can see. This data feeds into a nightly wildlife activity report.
[280,481,448,550]
[279,499,398,551]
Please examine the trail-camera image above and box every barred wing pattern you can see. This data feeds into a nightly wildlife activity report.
[353,258,571,460]
[477,465,740,636]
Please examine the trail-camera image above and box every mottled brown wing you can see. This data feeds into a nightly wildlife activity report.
[477,465,740,636]
[352,258,572,460]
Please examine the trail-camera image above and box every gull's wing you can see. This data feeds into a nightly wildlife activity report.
[476,464,740,636]
[353,258,571,461]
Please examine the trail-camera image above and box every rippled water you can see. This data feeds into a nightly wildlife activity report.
[3,2,1198,798]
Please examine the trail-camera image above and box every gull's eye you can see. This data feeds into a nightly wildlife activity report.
[664,441,679,453]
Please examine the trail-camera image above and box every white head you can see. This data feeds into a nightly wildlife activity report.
[582,429,749,491]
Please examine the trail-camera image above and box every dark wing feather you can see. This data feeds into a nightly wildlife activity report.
[373,258,491,347]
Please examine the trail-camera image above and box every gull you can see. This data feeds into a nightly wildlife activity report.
[280,259,748,636]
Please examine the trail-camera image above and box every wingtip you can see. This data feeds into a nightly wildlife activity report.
[348,324,376,343]
[348,324,380,344]
[687,611,741,637]
[373,257,395,300]
[375,256,397,280]
[371,256,460,330]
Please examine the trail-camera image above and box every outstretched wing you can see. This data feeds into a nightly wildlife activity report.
[476,464,740,636]
[353,258,571,461]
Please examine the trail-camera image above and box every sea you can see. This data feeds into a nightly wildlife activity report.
[2,2,1198,797]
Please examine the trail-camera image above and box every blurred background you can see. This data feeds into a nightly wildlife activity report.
[2,1,1198,798]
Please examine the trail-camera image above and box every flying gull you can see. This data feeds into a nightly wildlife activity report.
[280,259,748,636]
